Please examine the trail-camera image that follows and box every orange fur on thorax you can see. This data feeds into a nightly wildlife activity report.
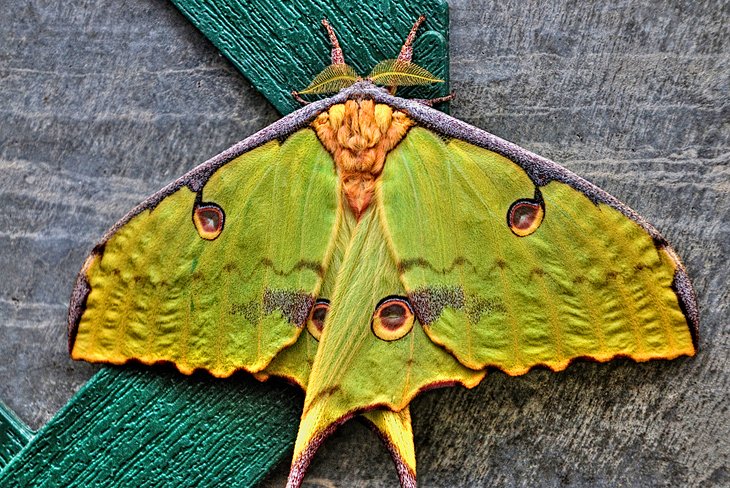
[312,99,413,219]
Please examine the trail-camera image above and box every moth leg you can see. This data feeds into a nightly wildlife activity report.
[413,91,456,107]
[291,91,310,105]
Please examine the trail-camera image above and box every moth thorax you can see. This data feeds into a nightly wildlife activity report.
[312,99,414,218]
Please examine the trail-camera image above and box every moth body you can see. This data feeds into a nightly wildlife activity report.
[67,18,699,488]
[312,97,414,219]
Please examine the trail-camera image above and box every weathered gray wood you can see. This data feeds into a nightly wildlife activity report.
[1,0,727,487]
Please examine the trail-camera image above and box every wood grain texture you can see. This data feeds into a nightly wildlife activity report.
[1,0,727,487]
[169,0,450,114]
[0,367,301,486]
[0,402,33,469]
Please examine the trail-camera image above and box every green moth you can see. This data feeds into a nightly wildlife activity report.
[67,17,698,488]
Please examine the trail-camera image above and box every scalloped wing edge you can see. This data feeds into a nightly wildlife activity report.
[68,80,698,379]
[358,82,699,350]
[66,95,341,356]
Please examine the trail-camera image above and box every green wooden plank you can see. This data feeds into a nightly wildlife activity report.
[0,367,302,486]
[169,0,450,114]
[0,402,33,470]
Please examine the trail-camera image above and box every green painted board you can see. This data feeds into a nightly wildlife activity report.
[0,0,449,484]
[0,367,302,486]
[0,402,33,470]
[170,0,450,114]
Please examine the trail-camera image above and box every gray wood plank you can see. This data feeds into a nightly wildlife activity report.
[1,0,727,486]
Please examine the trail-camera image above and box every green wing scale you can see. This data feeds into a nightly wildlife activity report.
[289,208,483,486]
[68,82,698,488]
[379,127,696,375]
[70,129,340,378]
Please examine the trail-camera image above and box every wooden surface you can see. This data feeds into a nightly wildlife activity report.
[0,1,450,485]
[1,0,728,486]
[169,0,450,114]
[0,367,301,486]
[0,402,32,469]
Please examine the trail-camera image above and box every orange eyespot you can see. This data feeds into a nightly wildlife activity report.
[372,296,415,342]
[307,299,330,341]
[193,203,224,240]
[507,199,544,237]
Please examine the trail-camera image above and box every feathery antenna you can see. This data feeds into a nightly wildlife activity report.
[295,15,442,98]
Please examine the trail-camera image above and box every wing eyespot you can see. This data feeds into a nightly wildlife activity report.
[307,299,330,341]
[372,296,415,341]
[507,199,544,237]
[193,203,225,240]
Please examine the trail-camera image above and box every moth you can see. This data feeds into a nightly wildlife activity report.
[67,17,698,488]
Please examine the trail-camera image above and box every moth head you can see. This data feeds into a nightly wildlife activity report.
[295,16,443,97]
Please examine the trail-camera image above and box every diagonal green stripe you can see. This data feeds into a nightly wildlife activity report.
[0,401,34,470]
[0,367,301,486]
[169,0,449,115]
